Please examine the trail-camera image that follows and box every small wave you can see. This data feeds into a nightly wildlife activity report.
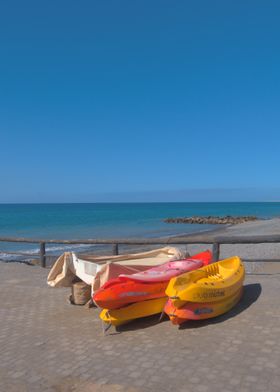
[45,243,95,254]
[0,243,99,263]
[0,253,28,262]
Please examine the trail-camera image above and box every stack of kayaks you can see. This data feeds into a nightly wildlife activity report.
[164,256,245,325]
[92,250,213,327]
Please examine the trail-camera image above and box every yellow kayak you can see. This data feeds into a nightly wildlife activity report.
[165,287,243,325]
[166,256,245,306]
[100,297,168,327]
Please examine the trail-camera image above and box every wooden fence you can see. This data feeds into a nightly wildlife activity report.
[1,234,280,267]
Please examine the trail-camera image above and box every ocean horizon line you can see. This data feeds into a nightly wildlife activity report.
[1,201,280,205]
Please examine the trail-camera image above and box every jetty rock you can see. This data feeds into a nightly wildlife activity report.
[164,216,258,225]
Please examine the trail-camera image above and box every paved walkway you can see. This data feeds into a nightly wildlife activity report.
[0,262,279,392]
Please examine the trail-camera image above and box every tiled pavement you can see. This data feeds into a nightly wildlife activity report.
[0,262,279,392]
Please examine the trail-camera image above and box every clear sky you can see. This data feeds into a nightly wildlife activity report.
[1,1,280,202]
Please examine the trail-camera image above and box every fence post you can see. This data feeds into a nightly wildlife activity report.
[112,243,119,255]
[212,242,220,262]
[40,242,46,268]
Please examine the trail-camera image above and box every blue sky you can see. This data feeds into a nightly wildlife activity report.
[1,1,280,202]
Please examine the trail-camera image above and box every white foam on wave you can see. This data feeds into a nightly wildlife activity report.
[0,253,26,262]
[0,243,99,262]
[45,243,95,253]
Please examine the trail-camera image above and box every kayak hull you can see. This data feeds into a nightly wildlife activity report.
[100,297,168,327]
[94,281,167,310]
[165,287,243,325]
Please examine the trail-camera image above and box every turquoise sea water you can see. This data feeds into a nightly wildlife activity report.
[0,202,280,259]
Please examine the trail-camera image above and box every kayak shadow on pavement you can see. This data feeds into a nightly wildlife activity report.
[178,283,262,330]
[113,313,169,334]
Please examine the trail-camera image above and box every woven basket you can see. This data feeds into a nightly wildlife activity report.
[71,281,91,305]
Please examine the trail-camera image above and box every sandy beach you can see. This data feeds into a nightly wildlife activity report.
[173,218,280,274]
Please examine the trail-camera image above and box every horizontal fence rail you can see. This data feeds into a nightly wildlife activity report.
[1,234,280,267]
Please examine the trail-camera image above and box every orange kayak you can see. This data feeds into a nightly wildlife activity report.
[93,250,212,310]
[164,287,243,325]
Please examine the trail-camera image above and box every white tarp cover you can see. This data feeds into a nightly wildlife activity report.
[47,247,187,292]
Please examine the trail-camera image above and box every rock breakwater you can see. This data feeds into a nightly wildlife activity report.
[164,216,258,225]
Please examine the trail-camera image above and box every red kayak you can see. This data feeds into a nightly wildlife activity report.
[93,250,212,310]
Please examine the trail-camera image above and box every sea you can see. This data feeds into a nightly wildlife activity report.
[0,202,280,262]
